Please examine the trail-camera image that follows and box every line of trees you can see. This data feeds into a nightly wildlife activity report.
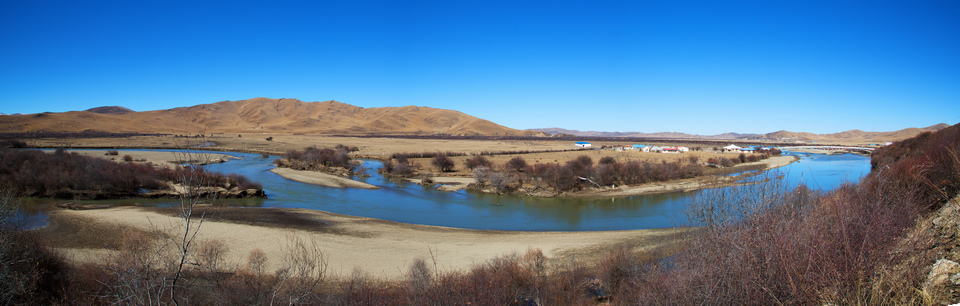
[0,148,262,199]
[386,147,591,160]
[706,149,781,167]
[468,155,705,194]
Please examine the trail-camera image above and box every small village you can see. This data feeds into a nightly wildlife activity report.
[574,141,776,154]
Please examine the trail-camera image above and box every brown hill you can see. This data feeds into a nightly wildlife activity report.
[0,98,542,136]
[762,124,950,143]
[85,106,134,114]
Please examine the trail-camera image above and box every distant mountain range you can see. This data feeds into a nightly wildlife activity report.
[529,128,762,140]
[0,97,947,143]
[0,98,543,136]
[529,124,950,143]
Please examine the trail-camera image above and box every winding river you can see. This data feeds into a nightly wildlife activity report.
[22,149,872,231]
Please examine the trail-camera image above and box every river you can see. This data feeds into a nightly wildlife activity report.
[21,149,872,231]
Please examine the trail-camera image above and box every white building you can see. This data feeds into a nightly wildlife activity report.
[723,145,742,153]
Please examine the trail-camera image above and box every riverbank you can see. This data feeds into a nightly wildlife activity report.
[570,155,798,198]
[66,149,236,166]
[270,168,380,189]
[38,206,690,280]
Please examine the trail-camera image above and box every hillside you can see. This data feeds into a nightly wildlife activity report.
[0,98,542,136]
[761,123,949,143]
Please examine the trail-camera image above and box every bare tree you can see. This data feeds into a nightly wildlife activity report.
[166,135,221,305]
[431,154,455,172]
[270,235,327,305]
[488,172,516,194]
[505,157,527,173]
[472,166,491,185]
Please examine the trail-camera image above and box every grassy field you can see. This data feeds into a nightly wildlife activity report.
[25,133,757,170]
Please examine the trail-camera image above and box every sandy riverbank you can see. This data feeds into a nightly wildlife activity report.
[270,168,380,190]
[407,176,477,191]
[40,206,689,280]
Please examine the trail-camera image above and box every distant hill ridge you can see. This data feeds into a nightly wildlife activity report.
[0,98,542,136]
[530,123,949,143]
[85,106,135,114]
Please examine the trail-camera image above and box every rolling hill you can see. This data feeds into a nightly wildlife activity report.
[0,98,543,136]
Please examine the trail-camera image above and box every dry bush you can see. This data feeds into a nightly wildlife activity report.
[0,148,262,198]
[334,268,404,305]
[271,235,327,304]
[637,156,942,305]
[431,153,455,172]
[195,238,230,273]
[471,166,490,185]
[405,257,433,305]
[102,231,173,305]
[488,172,516,194]
[464,155,492,170]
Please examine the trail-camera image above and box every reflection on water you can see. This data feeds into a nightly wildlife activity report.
[21,149,872,231]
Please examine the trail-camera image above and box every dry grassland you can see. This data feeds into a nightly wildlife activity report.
[28,134,749,170]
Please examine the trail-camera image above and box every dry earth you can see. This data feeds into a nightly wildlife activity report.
[40,206,690,280]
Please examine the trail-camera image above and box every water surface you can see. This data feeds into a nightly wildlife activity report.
[22,150,872,231]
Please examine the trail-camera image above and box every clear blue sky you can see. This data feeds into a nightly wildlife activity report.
[2,0,958,135]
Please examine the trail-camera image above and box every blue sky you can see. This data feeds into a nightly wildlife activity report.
[1,1,958,135]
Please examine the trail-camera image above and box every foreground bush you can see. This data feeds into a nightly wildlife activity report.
[0,188,72,304]
[625,124,960,304]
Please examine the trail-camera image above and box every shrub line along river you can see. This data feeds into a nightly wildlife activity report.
[21,149,872,231]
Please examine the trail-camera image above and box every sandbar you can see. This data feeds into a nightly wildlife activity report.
[41,206,689,280]
[271,167,380,189]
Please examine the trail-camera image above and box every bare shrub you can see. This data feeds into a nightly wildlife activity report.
[245,249,268,277]
[391,162,416,177]
[106,149,119,156]
[488,172,515,193]
[271,235,327,305]
[464,155,492,170]
[0,189,71,304]
[103,231,171,305]
[472,166,490,185]
[505,157,527,172]
[0,139,27,148]
[195,239,230,273]
[406,257,433,304]
[0,149,241,199]
[431,153,455,172]
[598,156,617,165]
